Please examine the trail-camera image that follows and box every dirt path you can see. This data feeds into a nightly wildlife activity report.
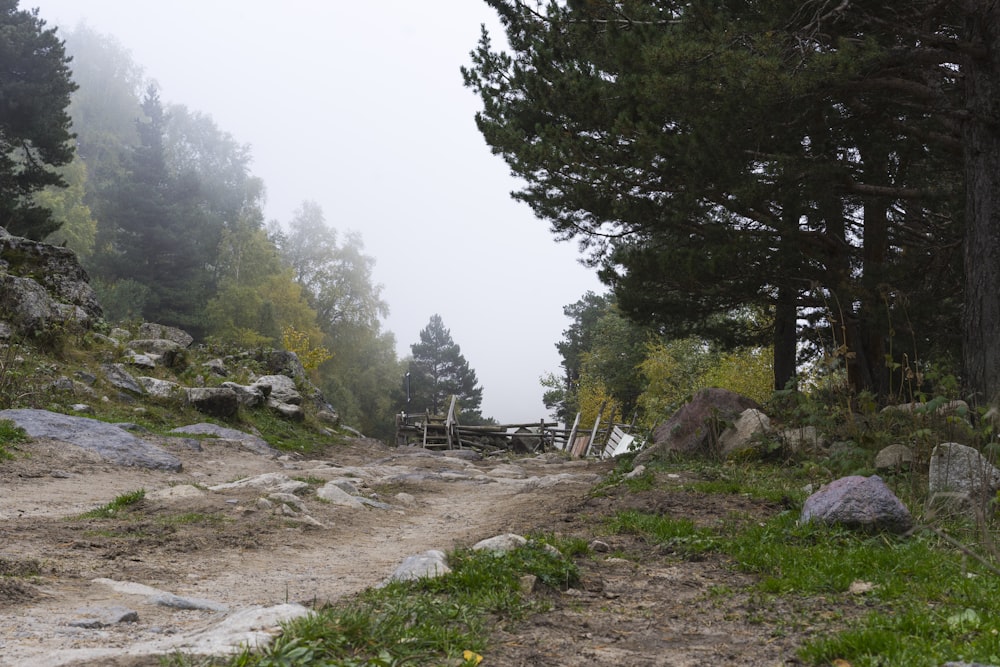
[0,436,605,666]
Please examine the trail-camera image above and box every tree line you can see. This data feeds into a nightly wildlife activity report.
[465,0,998,408]
[0,5,486,438]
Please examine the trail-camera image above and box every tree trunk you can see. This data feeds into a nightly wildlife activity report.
[773,284,797,391]
[962,3,1000,403]
[860,144,890,399]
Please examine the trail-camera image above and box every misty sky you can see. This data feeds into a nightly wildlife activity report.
[31,1,606,423]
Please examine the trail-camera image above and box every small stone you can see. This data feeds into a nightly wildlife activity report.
[590,540,610,553]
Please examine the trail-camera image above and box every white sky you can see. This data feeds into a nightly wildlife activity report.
[30,0,605,423]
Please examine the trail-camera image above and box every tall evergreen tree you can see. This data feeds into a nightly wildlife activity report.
[92,86,215,334]
[0,1,77,239]
[465,0,965,400]
[407,315,483,418]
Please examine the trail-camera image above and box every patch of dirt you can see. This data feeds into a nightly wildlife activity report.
[0,436,850,666]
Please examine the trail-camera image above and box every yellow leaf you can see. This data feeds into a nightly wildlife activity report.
[463,650,484,665]
[832,660,852,667]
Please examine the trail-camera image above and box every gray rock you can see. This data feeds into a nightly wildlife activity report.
[472,533,527,553]
[203,358,228,376]
[127,338,181,355]
[800,475,913,533]
[137,376,182,400]
[0,230,103,338]
[68,606,139,628]
[265,350,307,380]
[269,399,305,421]
[929,442,1000,500]
[220,381,267,408]
[0,409,181,471]
[316,482,366,508]
[101,363,145,395]
[624,465,646,480]
[123,350,158,368]
[782,425,825,453]
[138,322,193,348]
[209,473,308,494]
[252,375,301,405]
[382,550,451,585]
[874,444,915,472]
[185,386,239,418]
[719,408,771,458]
[150,593,228,612]
[636,388,760,463]
[316,409,340,426]
[109,327,131,341]
[170,423,276,456]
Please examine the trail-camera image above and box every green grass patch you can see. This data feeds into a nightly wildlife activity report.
[215,539,578,667]
[607,510,721,557]
[607,501,1000,666]
[0,418,28,459]
[157,512,226,527]
[78,489,146,519]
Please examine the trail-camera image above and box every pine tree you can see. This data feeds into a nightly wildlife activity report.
[464,0,966,398]
[407,315,483,418]
[0,1,77,239]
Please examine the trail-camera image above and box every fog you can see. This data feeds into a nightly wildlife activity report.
[31,1,605,422]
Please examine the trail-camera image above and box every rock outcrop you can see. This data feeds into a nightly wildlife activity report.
[0,227,103,339]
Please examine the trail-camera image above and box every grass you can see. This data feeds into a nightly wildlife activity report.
[0,418,28,459]
[171,538,577,667]
[78,489,146,519]
[601,465,1000,667]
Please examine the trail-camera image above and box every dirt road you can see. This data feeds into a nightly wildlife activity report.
[0,436,603,666]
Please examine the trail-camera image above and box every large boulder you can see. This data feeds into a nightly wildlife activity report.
[138,322,193,348]
[635,388,760,464]
[800,475,913,534]
[252,375,301,405]
[0,408,181,471]
[929,442,1000,502]
[0,228,103,338]
[185,386,239,418]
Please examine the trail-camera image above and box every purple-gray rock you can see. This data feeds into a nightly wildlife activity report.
[800,475,913,534]
[0,409,181,471]
[635,388,760,463]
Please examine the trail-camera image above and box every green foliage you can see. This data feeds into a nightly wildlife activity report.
[79,489,146,519]
[280,326,331,372]
[90,278,150,324]
[36,158,98,257]
[0,343,34,409]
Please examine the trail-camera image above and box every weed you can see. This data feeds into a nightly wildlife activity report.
[78,489,146,519]
[0,418,28,460]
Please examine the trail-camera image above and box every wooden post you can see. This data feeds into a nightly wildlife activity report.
[584,401,607,458]
[445,395,458,449]
[565,413,581,453]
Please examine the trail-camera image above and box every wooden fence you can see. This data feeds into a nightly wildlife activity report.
[394,396,641,458]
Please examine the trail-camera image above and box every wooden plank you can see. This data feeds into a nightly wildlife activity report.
[583,402,607,458]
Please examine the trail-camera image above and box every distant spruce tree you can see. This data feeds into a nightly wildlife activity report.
[407,315,483,419]
[0,1,77,239]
